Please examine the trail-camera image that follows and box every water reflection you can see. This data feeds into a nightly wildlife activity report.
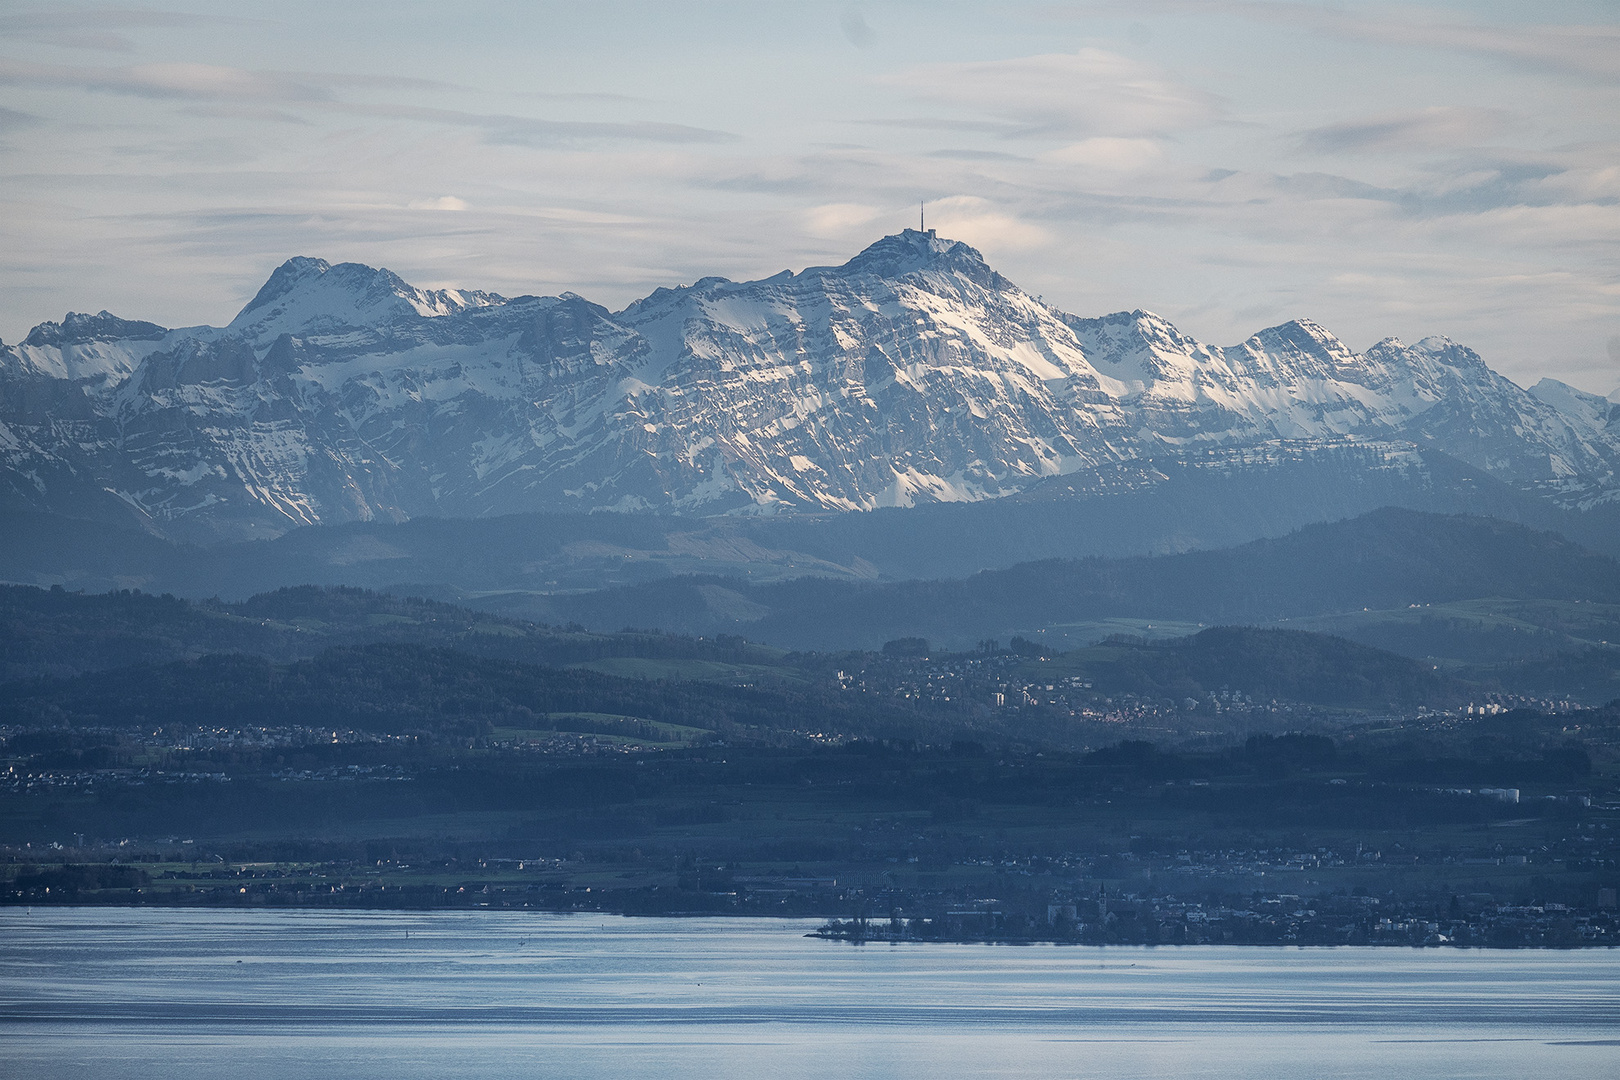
[2,910,1617,1078]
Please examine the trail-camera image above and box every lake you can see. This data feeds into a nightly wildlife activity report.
[2,909,1617,1078]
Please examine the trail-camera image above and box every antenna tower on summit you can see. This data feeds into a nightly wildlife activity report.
[919,200,934,237]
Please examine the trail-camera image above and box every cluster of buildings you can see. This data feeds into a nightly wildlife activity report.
[818,889,1620,947]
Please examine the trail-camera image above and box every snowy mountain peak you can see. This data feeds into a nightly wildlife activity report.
[835,229,1000,285]
[235,256,332,319]
[228,257,505,343]
[22,310,167,348]
[4,230,1618,537]
[1414,335,1467,355]
[1247,318,1356,361]
[1531,377,1620,432]
[6,310,171,383]
[1406,336,1499,379]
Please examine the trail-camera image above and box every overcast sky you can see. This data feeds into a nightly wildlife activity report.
[2,0,1618,392]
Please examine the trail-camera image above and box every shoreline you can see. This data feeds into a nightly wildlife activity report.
[5,899,1619,948]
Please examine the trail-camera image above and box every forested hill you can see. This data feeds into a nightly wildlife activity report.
[1057,627,1456,709]
[0,642,931,744]
[0,577,1482,750]
[0,584,776,684]
[0,629,1468,756]
[516,509,1620,650]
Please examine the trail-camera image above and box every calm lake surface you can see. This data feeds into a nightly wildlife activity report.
[2,909,1617,1079]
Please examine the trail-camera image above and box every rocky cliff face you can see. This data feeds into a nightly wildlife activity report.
[3,230,1616,539]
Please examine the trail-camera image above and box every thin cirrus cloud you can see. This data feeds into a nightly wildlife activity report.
[807,194,1048,253]
[330,102,738,148]
[462,113,735,149]
[1297,106,1518,154]
[1042,136,1166,172]
[0,57,336,102]
[925,195,1050,250]
[0,105,41,132]
[1079,1,1620,83]
[0,7,219,53]
[803,201,881,236]
[0,56,464,102]
[1294,10,1620,83]
[0,57,735,145]
[407,195,469,212]
[880,47,1221,140]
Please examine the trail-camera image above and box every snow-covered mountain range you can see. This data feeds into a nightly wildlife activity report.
[3,229,1617,540]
